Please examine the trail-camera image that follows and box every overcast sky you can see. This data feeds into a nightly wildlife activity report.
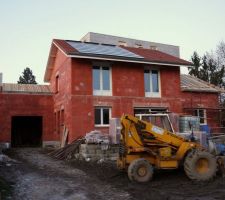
[0,0,225,83]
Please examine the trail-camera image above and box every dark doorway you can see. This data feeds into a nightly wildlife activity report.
[11,116,42,147]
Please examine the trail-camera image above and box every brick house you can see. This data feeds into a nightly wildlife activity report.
[44,35,223,142]
[0,33,224,146]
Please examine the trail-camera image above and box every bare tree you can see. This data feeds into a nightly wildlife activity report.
[216,41,225,66]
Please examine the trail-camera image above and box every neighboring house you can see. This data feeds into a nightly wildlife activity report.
[0,33,224,147]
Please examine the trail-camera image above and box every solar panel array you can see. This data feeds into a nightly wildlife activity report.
[67,41,144,59]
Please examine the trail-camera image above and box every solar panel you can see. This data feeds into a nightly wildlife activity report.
[67,41,143,59]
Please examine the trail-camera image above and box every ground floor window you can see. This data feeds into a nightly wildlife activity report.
[194,109,207,124]
[94,107,111,126]
[134,107,167,115]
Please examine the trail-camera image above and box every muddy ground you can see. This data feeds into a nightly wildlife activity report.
[0,148,225,200]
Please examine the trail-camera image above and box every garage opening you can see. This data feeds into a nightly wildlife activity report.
[11,116,42,147]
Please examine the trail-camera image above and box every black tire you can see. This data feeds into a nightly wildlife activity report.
[184,150,217,181]
[128,158,153,182]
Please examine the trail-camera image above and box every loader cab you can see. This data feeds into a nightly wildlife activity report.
[135,113,175,133]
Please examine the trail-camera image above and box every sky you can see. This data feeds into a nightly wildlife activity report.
[0,0,225,84]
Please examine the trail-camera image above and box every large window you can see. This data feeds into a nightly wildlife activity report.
[194,109,207,124]
[94,107,111,126]
[144,69,160,97]
[93,66,111,96]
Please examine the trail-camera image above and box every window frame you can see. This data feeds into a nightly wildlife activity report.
[92,64,112,96]
[94,107,111,127]
[194,109,207,125]
[144,68,161,98]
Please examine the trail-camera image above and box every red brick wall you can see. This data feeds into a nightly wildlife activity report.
[66,59,194,139]
[0,93,55,143]
[181,92,220,130]
[46,54,221,142]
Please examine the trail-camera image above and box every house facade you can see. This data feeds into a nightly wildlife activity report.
[44,35,223,142]
[0,33,223,147]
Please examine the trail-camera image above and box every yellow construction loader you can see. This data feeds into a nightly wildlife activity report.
[117,114,217,182]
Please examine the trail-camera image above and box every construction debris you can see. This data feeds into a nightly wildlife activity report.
[49,137,84,160]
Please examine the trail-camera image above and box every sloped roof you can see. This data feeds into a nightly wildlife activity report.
[54,39,191,66]
[1,83,52,94]
[122,46,191,66]
[45,39,192,82]
[180,74,224,93]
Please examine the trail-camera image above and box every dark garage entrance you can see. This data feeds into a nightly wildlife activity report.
[11,116,42,147]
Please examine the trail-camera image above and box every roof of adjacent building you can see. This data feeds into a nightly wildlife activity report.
[1,83,52,94]
[45,39,193,82]
[180,74,224,93]
[80,32,180,57]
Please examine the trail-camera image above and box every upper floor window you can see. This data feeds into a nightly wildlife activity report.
[55,75,59,93]
[93,65,112,96]
[135,43,143,48]
[194,109,207,125]
[118,41,127,46]
[144,69,161,97]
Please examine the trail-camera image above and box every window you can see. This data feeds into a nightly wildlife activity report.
[150,46,157,50]
[144,69,161,97]
[94,107,111,126]
[134,108,173,132]
[134,107,167,115]
[194,109,207,124]
[135,43,142,48]
[55,75,59,93]
[93,66,111,96]
[61,109,64,126]
[57,110,60,134]
[118,41,127,46]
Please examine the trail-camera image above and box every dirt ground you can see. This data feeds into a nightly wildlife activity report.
[0,148,225,200]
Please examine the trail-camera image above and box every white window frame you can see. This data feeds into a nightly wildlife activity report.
[93,65,112,96]
[94,107,111,127]
[144,68,161,98]
[195,109,207,125]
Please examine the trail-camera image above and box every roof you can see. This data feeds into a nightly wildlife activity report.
[45,39,192,82]
[67,41,143,59]
[180,74,224,93]
[1,83,52,94]
[122,46,190,66]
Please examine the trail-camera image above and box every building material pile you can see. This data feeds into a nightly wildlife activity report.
[48,137,84,160]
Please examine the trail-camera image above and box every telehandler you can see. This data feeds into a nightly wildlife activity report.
[117,114,217,182]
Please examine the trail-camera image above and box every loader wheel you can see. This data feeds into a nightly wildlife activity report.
[184,150,217,181]
[128,158,153,182]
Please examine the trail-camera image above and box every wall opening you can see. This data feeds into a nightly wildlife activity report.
[11,116,42,147]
